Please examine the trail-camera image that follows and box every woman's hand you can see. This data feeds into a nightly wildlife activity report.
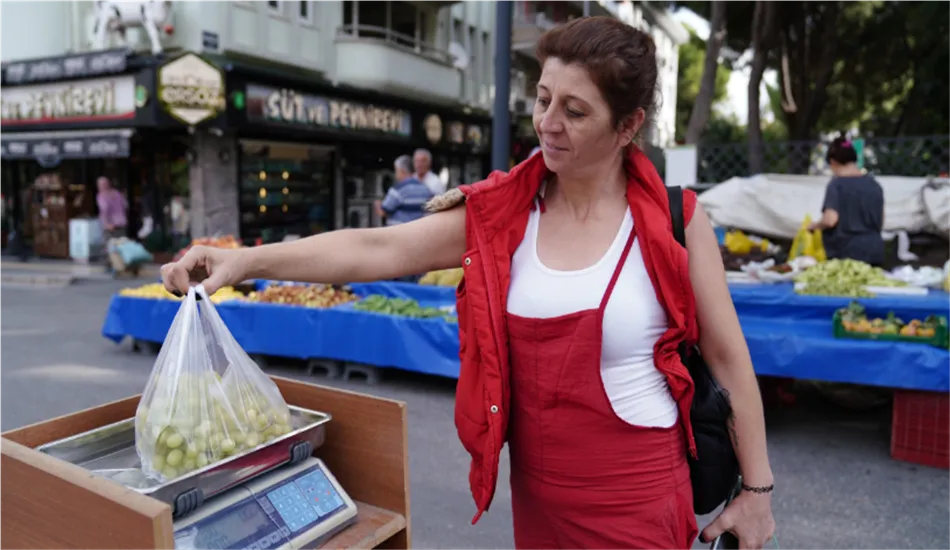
[161,245,250,296]
[700,491,776,549]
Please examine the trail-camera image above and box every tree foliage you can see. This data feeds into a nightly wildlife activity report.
[675,25,731,142]
[669,1,948,142]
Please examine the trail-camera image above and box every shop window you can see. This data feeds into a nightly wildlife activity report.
[239,141,335,245]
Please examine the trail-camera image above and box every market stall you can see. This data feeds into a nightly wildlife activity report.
[99,266,949,469]
[102,281,460,379]
[101,278,948,390]
[1,377,411,549]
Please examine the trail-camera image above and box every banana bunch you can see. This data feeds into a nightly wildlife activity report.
[419,268,464,287]
[120,283,244,304]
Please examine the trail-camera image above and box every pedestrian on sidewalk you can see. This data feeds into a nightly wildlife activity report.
[161,17,776,550]
[413,148,446,196]
[375,155,434,283]
[97,176,128,273]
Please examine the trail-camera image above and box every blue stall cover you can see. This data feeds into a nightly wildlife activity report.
[741,318,949,391]
[102,283,949,389]
[729,283,950,322]
[102,295,460,378]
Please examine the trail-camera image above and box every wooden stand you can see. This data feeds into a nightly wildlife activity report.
[0,377,411,549]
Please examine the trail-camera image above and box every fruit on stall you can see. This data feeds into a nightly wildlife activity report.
[172,235,243,262]
[419,268,464,287]
[768,263,793,274]
[794,259,905,297]
[837,301,940,339]
[137,371,294,481]
[245,284,358,308]
[353,294,457,322]
[120,283,245,304]
[724,230,775,256]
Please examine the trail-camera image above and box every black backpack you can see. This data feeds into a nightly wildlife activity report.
[666,186,741,515]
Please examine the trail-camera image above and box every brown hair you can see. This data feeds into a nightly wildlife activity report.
[536,16,658,130]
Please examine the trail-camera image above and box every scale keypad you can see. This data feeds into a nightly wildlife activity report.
[265,469,344,534]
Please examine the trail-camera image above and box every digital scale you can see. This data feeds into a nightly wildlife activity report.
[34,406,358,549]
[174,457,358,550]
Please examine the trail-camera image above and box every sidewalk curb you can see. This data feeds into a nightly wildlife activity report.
[1,272,76,288]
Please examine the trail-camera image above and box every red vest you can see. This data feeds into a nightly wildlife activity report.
[445,148,699,524]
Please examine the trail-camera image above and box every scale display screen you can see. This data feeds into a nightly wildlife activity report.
[176,498,279,550]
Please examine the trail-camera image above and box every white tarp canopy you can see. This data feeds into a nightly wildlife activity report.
[696,174,950,239]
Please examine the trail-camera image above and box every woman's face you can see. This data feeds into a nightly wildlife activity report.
[533,58,641,176]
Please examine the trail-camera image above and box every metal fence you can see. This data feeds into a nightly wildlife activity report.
[694,135,949,184]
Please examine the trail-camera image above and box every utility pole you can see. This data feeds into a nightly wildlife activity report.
[583,0,590,17]
[491,0,513,172]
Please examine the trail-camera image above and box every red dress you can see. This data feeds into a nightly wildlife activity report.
[506,220,698,549]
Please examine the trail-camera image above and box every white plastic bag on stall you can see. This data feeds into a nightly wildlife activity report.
[135,285,292,482]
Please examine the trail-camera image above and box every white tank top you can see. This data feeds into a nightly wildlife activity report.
[507,203,679,428]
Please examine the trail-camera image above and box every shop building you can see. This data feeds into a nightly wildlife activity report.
[0,49,197,258]
[1,0,495,253]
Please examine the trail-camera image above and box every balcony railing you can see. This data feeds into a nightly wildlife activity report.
[336,24,451,65]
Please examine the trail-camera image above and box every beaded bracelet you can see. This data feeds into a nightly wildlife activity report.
[741,483,775,494]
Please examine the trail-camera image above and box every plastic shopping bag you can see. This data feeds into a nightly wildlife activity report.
[116,238,154,266]
[135,286,292,482]
[789,215,827,262]
[192,285,293,444]
[810,229,827,262]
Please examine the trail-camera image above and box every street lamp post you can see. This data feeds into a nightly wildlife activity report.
[491,0,513,172]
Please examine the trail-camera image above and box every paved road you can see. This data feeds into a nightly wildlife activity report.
[2,279,948,549]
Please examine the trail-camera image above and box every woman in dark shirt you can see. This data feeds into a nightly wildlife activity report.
[810,137,885,265]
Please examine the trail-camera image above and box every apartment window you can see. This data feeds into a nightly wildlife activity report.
[341,1,436,55]
[452,18,463,45]
[298,1,312,22]
[268,1,280,10]
[482,31,491,103]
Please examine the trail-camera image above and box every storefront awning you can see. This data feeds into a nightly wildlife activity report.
[0,128,134,161]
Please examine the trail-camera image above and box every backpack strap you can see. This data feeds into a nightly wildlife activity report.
[665,185,692,362]
[667,185,686,248]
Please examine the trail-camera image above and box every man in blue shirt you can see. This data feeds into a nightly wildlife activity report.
[376,155,434,226]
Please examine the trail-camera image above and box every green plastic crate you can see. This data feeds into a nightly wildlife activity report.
[832,309,950,349]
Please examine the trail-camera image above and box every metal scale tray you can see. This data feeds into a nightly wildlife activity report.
[36,405,331,517]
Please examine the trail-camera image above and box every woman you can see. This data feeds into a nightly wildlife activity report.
[810,137,885,265]
[161,17,775,550]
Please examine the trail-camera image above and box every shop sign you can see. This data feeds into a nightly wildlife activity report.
[447,122,465,144]
[423,114,443,144]
[246,84,412,137]
[1,49,127,85]
[0,131,132,160]
[467,125,484,149]
[158,53,225,126]
[1,75,137,126]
